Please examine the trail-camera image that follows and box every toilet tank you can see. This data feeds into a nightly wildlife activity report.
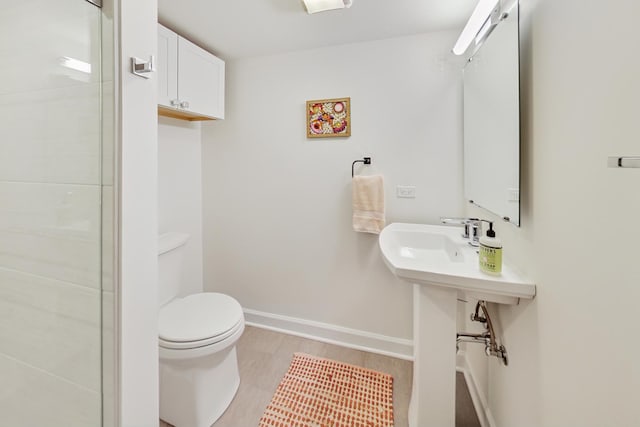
[158,232,190,307]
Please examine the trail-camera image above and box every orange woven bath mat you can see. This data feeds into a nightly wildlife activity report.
[259,352,394,427]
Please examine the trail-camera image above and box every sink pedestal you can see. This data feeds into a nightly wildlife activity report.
[378,223,536,427]
[409,284,458,427]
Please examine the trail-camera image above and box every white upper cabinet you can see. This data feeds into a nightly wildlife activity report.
[177,37,225,119]
[158,24,178,108]
[157,24,225,120]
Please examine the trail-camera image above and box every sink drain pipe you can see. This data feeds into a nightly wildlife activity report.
[457,300,509,366]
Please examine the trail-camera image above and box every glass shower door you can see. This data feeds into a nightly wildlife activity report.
[0,0,104,425]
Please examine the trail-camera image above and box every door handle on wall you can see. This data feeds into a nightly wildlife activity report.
[131,55,155,79]
[608,156,640,168]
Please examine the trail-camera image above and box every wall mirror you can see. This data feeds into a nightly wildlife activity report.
[463,1,520,225]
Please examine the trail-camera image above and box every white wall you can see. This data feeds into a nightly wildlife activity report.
[117,0,159,425]
[158,117,204,296]
[201,32,464,343]
[465,0,640,425]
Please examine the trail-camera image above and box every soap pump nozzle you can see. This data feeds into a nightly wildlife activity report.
[486,221,495,238]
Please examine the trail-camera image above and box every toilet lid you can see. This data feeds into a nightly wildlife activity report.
[159,293,243,343]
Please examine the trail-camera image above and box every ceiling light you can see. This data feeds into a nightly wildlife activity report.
[303,0,352,14]
[452,0,499,55]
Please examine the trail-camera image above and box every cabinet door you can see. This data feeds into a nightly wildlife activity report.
[177,37,225,119]
[158,24,178,108]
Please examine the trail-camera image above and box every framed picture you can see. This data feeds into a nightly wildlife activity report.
[306,97,351,138]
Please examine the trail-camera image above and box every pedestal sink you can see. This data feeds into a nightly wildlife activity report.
[379,223,535,427]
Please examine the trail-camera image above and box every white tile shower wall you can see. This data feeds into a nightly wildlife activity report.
[0,0,103,424]
[0,1,101,96]
[0,353,100,427]
[202,31,464,341]
[0,85,101,185]
[0,268,100,391]
[158,116,204,297]
[0,182,101,288]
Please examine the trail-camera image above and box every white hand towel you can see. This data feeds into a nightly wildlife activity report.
[352,175,385,234]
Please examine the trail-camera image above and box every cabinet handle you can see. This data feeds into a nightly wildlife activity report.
[170,99,180,107]
[180,101,190,109]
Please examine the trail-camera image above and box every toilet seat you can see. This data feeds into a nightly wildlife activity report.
[159,293,244,350]
[159,320,243,350]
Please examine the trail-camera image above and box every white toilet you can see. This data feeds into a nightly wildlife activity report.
[158,232,245,427]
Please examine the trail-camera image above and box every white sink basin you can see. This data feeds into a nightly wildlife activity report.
[379,223,535,304]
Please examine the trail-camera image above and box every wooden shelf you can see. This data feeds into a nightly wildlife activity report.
[158,106,216,122]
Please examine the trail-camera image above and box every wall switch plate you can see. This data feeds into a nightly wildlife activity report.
[507,188,520,202]
[397,185,416,198]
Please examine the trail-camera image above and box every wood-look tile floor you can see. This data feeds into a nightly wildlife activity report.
[160,325,480,427]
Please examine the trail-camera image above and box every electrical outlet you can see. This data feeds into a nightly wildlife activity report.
[396,185,416,198]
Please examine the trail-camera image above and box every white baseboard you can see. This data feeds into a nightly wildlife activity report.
[456,351,495,427]
[243,308,413,361]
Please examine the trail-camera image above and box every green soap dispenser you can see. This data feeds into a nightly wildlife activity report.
[479,222,502,275]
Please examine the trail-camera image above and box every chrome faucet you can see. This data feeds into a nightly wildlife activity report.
[440,217,481,246]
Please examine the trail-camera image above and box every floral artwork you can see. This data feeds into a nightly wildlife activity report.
[306,97,351,138]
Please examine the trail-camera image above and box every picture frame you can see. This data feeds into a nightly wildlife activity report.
[306,97,351,138]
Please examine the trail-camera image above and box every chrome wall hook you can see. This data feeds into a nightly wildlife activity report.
[131,56,155,79]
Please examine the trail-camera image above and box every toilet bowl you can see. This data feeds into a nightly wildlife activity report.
[158,233,244,427]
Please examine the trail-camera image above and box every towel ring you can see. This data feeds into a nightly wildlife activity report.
[352,157,372,177]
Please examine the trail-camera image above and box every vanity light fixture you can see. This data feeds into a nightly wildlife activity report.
[302,0,352,14]
[453,0,499,55]
[474,15,494,45]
